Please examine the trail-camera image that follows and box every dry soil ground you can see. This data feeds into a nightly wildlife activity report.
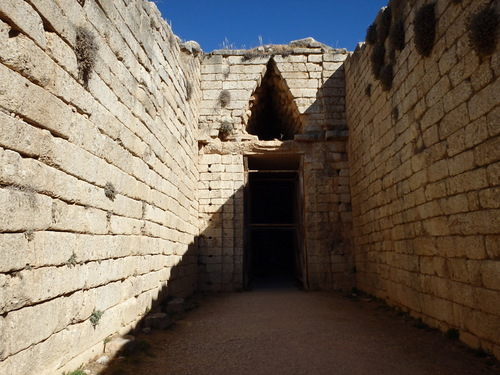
[90,284,500,375]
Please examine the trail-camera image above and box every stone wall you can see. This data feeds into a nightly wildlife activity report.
[346,0,499,357]
[197,140,354,292]
[197,45,354,291]
[198,43,348,142]
[0,0,201,373]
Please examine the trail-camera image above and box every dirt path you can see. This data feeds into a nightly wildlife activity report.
[95,285,499,375]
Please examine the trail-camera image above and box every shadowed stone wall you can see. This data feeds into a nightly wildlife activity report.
[0,0,201,373]
[345,0,499,358]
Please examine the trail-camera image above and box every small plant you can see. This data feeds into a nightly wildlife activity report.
[366,23,378,45]
[66,252,78,268]
[24,230,34,242]
[467,5,499,58]
[378,6,392,42]
[220,37,237,50]
[414,3,437,57]
[90,309,104,328]
[218,120,233,140]
[445,328,460,340]
[379,64,394,91]
[62,367,86,375]
[75,27,98,87]
[218,90,231,108]
[370,43,386,78]
[185,80,193,101]
[390,0,405,19]
[389,20,405,51]
[24,263,33,271]
[104,182,117,201]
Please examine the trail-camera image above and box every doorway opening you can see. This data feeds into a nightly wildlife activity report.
[244,154,305,289]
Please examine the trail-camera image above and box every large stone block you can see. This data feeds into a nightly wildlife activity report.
[0,64,72,138]
[0,187,53,232]
[0,0,45,48]
[0,233,34,273]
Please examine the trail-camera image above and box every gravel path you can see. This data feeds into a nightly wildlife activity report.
[97,284,500,375]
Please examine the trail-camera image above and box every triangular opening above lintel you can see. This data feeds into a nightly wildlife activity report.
[247,59,304,141]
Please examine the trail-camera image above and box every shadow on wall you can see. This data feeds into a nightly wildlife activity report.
[84,239,199,374]
[83,189,245,373]
[303,66,347,136]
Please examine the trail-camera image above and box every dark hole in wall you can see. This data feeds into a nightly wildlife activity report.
[247,59,303,141]
[248,172,298,285]
[8,29,21,38]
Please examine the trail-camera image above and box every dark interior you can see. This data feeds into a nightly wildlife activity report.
[247,172,299,286]
[250,176,295,224]
[246,59,303,140]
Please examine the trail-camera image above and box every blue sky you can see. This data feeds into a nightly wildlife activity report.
[154,1,389,52]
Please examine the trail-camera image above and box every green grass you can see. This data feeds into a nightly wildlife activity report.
[63,369,86,375]
[90,309,104,328]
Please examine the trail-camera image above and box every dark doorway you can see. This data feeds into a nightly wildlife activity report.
[244,154,305,289]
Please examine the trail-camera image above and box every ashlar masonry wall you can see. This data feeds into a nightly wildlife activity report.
[0,0,201,374]
[345,0,500,357]
[197,45,355,292]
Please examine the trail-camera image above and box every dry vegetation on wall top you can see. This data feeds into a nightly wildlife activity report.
[241,44,294,61]
[366,23,378,45]
[379,64,394,91]
[218,120,233,140]
[467,4,500,58]
[370,43,386,79]
[378,7,392,42]
[413,3,437,57]
[366,4,399,91]
[75,26,98,87]
[389,20,405,51]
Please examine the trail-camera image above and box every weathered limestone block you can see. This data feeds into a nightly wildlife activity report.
[26,0,75,41]
[109,215,143,235]
[0,187,53,232]
[50,200,108,234]
[0,0,46,49]
[1,291,94,360]
[0,64,72,138]
[1,267,81,314]
[485,235,500,260]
